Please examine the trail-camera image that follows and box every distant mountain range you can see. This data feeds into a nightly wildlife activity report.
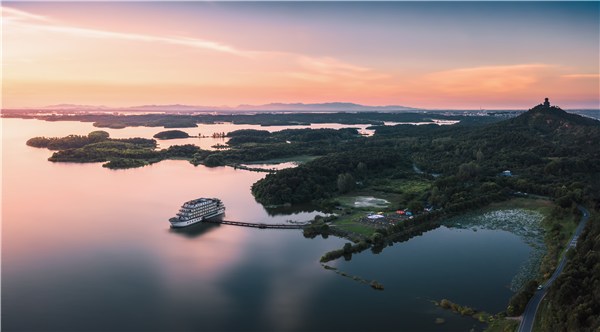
[42,104,113,110]
[38,102,420,112]
[227,102,420,112]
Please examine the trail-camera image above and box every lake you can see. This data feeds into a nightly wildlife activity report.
[2,118,537,331]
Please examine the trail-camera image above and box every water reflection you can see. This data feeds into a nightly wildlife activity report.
[2,118,533,332]
[263,203,324,217]
[168,221,222,238]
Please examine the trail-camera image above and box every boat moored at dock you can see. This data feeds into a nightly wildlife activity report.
[169,198,225,228]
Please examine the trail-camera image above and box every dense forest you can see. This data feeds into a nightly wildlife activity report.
[253,104,600,211]
[5,109,509,128]
[538,213,599,331]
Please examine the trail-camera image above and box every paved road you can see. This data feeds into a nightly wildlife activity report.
[517,205,590,332]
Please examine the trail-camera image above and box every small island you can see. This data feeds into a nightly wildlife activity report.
[26,130,205,169]
[153,130,190,140]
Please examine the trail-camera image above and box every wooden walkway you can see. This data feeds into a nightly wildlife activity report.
[204,219,308,229]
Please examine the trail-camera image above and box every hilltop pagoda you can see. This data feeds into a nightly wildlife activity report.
[543,97,551,107]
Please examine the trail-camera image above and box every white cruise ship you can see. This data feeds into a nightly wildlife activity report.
[169,198,225,228]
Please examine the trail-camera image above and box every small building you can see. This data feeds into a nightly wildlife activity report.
[502,170,512,177]
[543,98,550,107]
[396,210,405,215]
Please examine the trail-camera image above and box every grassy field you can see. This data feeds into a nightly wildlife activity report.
[333,213,379,237]
[330,178,432,238]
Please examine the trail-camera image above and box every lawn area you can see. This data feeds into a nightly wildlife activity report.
[333,211,379,237]
[329,178,433,238]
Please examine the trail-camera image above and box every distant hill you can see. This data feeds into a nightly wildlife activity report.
[37,102,420,112]
[128,104,206,112]
[231,102,419,112]
[42,104,111,111]
[511,102,600,129]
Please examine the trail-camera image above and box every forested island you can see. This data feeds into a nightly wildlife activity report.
[26,130,199,169]
[153,130,190,140]
[24,102,600,331]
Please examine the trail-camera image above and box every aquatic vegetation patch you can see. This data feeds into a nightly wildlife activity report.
[321,264,384,290]
[446,209,546,291]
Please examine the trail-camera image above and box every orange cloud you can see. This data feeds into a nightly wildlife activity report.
[2,6,597,109]
[561,74,600,79]
[2,5,396,108]
[423,64,559,94]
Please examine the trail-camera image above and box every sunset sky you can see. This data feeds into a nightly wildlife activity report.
[2,2,599,109]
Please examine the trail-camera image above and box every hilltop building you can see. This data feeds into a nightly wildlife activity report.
[543,98,551,107]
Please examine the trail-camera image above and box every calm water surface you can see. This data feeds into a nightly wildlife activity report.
[3,118,533,331]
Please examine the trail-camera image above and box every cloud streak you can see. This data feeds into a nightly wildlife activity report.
[3,4,597,109]
[3,6,247,56]
[3,5,386,83]
[562,74,600,79]
[2,6,52,23]
[423,64,560,94]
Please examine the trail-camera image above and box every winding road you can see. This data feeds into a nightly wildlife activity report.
[517,205,590,332]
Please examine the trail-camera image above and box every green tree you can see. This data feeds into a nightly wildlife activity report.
[337,173,356,193]
[408,200,424,213]
[475,149,484,162]
[356,162,368,177]
[204,154,225,167]
[88,131,110,142]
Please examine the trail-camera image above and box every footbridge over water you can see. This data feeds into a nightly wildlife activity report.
[204,219,308,229]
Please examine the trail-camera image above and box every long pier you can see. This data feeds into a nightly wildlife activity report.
[204,219,308,229]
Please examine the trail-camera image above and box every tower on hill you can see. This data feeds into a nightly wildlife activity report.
[544,98,550,107]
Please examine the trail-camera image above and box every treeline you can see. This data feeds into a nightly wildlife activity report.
[226,128,359,145]
[252,147,412,205]
[53,143,205,169]
[7,110,509,129]
[26,131,113,149]
[190,128,367,167]
[506,280,539,316]
[539,213,600,331]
